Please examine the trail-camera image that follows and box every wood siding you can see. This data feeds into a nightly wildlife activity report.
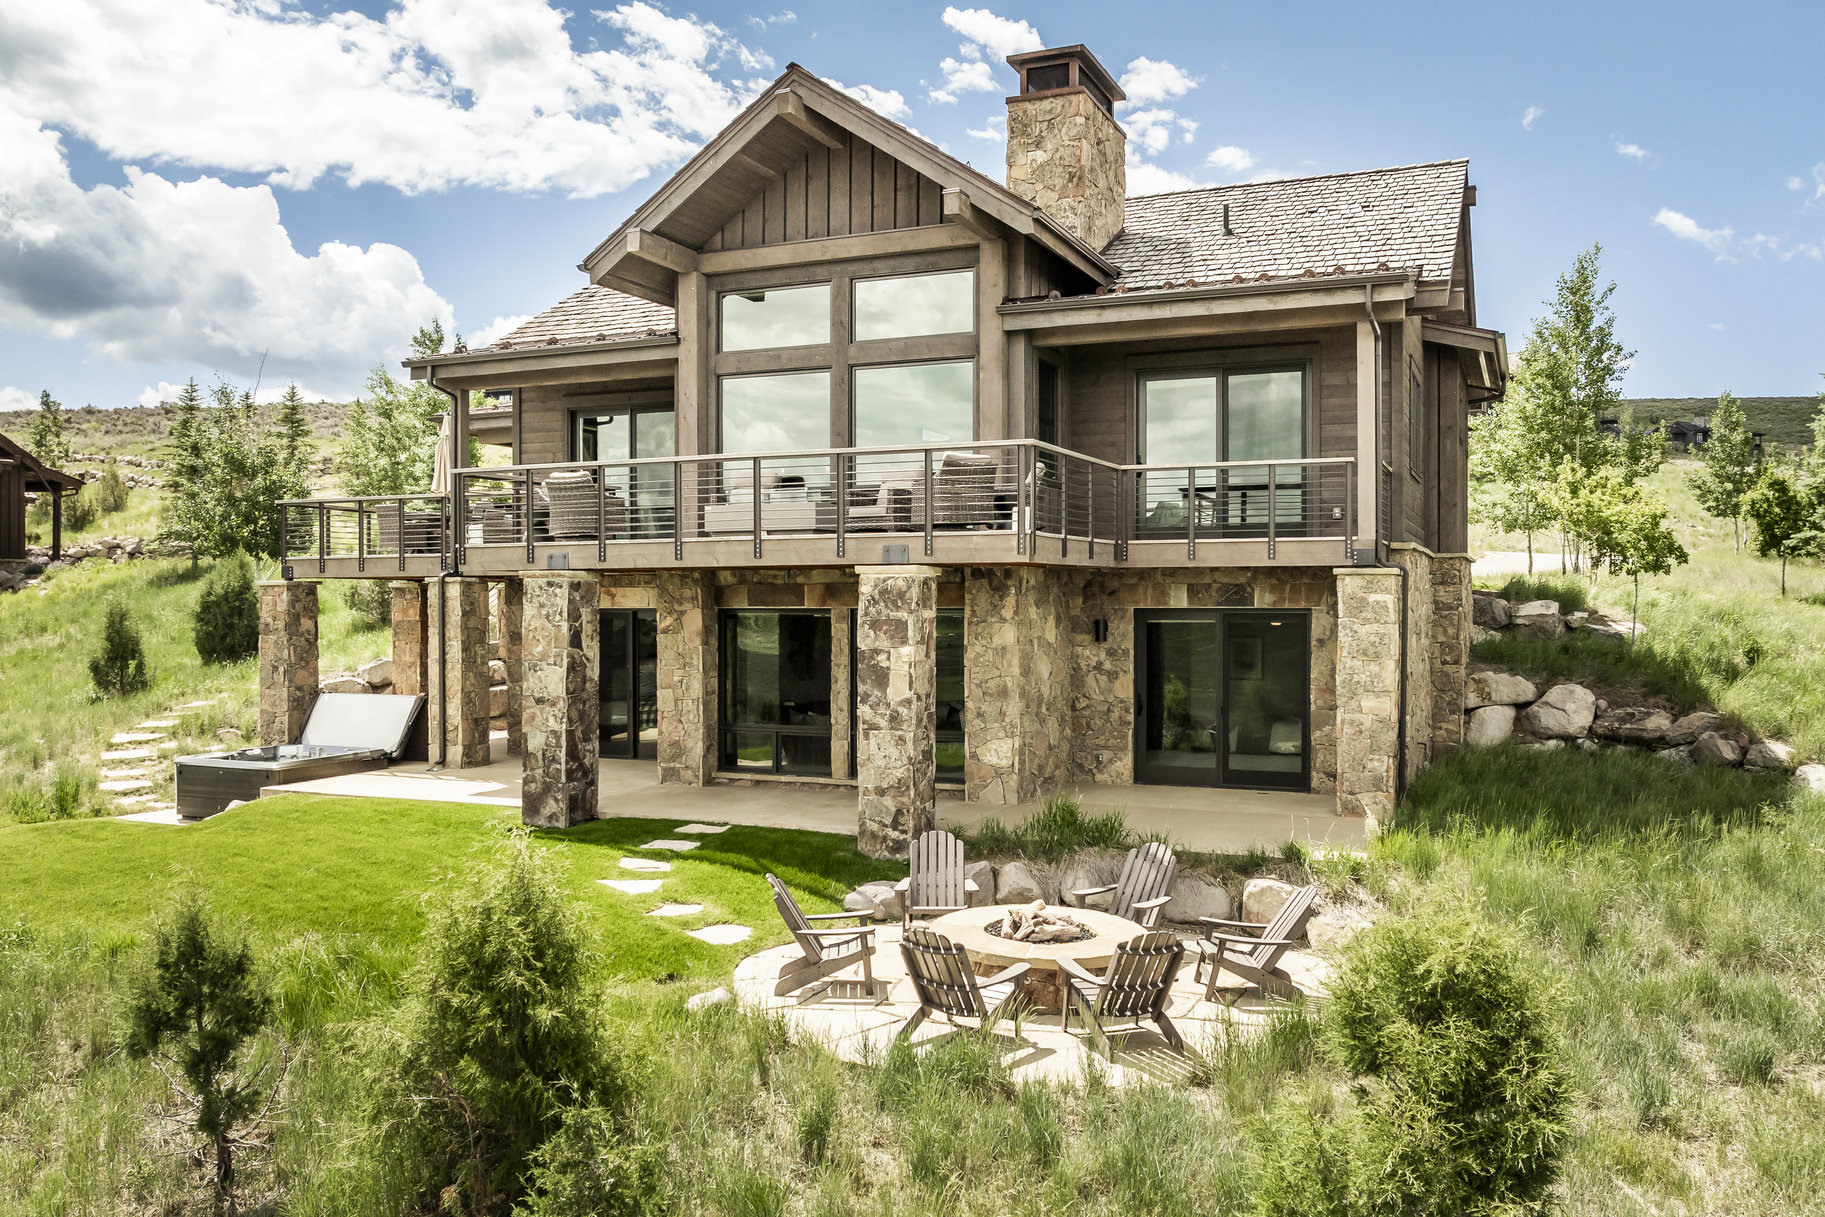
[702,134,944,252]
[1,467,25,560]
[516,381,676,467]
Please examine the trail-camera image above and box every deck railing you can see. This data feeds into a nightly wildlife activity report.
[280,446,1355,570]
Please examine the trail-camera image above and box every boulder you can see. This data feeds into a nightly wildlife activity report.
[685,987,732,1011]
[1566,610,1591,631]
[1510,600,1567,640]
[1059,855,1118,910]
[357,657,393,688]
[1164,874,1231,924]
[994,861,1044,905]
[1665,711,1722,747]
[1466,671,1537,707]
[1307,905,1375,952]
[1745,739,1798,771]
[1655,746,1695,767]
[320,675,369,694]
[1525,739,1567,751]
[848,880,904,922]
[1242,877,1300,925]
[1692,731,1743,767]
[1471,593,1511,629]
[488,684,510,718]
[1592,707,1675,746]
[1520,683,1596,738]
[1465,705,1516,748]
[1793,764,1825,794]
[1471,624,1501,646]
[489,658,509,686]
[964,860,997,908]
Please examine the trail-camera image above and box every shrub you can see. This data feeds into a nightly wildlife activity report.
[89,598,151,696]
[3,762,100,824]
[1486,573,1591,613]
[514,1104,661,1217]
[344,579,394,631]
[365,832,635,1215]
[967,794,1136,861]
[194,552,260,663]
[64,485,98,532]
[93,464,130,515]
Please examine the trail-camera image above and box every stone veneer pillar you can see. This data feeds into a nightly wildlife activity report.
[1388,546,1436,783]
[428,577,491,768]
[501,579,525,757]
[854,566,938,859]
[388,581,427,697]
[829,607,853,779]
[257,580,318,746]
[964,567,1072,804]
[1333,568,1402,828]
[1429,554,1473,756]
[1004,89,1126,251]
[655,571,717,786]
[520,572,600,828]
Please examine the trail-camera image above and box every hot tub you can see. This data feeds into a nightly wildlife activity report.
[175,693,424,818]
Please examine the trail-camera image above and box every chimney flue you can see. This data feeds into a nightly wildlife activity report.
[1003,44,1126,251]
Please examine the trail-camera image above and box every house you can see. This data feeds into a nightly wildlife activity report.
[267,45,1507,856]
[0,431,79,566]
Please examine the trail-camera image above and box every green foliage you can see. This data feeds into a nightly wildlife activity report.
[193,553,260,664]
[1690,392,1762,549]
[125,889,275,1215]
[966,793,1137,861]
[344,579,395,631]
[92,464,130,515]
[26,388,70,466]
[62,484,98,532]
[1742,465,1822,594]
[3,761,102,824]
[160,379,313,560]
[513,1103,661,1217]
[1484,574,1591,613]
[365,831,632,1215]
[1550,460,1688,581]
[273,382,316,488]
[88,598,151,696]
[338,320,451,498]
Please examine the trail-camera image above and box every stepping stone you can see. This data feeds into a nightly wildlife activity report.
[114,794,155,806]
[648,904,704,917]
[157,741,183,752]
[115,808,187,826]
[619,857,672,873]
[100,748,156,761]
[687,924,751,945]
[640,839,700,851]
[111,732,164,744]
[598,879,664,895]
[101,767,148,779]
[136,720,178,729]
[675,823,728,835]
[99,779,152,793]
[177,701,215,709]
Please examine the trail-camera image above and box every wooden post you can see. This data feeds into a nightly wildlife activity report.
[50,488,62,562]
[1355,318,1378,558]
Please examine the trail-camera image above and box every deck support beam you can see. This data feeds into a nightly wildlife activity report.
[655,571,718,786]
[501,579,526,757]
[429,577,492,769]
[257,580,318,746]
[520,572,600,828]
[855,565,939,858]
[1333,567,1402,829]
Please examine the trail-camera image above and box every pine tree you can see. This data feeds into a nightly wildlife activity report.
[194,552,260,664]
[1689,391,1760,551]
[89,599,151,696]
[26,389,70,466]
[273,382,314,486]
[160,379,210,565]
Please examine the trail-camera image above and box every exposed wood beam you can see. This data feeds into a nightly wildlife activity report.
[1356,317,1379,554]
[941,188,1003,241]
[774,92,844,148]
[696,224,976,274]
[626,228,697,274]
[1003,278,1413,335]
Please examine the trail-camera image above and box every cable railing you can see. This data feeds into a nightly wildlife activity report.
[278,494,448,574]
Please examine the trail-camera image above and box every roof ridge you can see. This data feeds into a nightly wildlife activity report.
[1125,158,1470,204]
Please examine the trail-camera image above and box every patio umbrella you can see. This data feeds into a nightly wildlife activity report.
[430,412,452,495]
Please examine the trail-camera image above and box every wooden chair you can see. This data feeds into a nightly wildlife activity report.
[1058,930,1188,1058]
[1067,840,1177,928]
[894,829,979,929]
[1194,884,1319,1005]
[897,927,1030,1041]
[765,873,879,999]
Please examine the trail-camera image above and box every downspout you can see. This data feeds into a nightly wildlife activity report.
[427,367,462,772]
[1365,285,1411,804]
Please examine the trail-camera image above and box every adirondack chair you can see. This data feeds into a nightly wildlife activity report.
[1058,930,1188,1058]
[1067,840,1177,928]
[1194,883,1319,1005]
[765,873,880,999]
[894,829,979,929]
[897,926,1030,1041]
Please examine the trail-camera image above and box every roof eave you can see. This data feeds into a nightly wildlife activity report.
[402,332,681,372]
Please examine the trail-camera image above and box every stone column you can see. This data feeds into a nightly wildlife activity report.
[1429,554,1473,756]
[257,580,318,745]
[1389,546,1435,784]
[428,577,491,768]
[854,566,938,859]
[501,579,526,757]
[521,572,600,828]
[388,581,428,697]
[964,567,1071,805]
[829,607,853,779]
[655,571,718,786]
[1334,568,1402,828]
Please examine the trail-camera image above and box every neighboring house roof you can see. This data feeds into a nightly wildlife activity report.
[484,288,678,352]
[0,431,82,491]
[1103,160,1469,294]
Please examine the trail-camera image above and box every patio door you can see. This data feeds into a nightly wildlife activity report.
[600,609,658,760]
[1134,610,1310,790]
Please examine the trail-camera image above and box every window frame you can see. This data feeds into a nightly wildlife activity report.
[934,607,965,785]
[1130,347,1318,467]
[566,390,678,463]
[717,608,836,777]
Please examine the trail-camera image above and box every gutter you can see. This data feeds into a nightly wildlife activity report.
[425,366,462,773]
[997,270,1415,318]
[1362,283,1410,805]
[400,332,679,372]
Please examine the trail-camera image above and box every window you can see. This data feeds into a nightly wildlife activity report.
[720,371,831,453]
[1407,364,1424,482]
[1138,364,1308,533]
[853,269,974,342]
[852,361,973,448]
[720,283,829,351]
[935,609,965,783]
[719,611,833,775]
[574,406,676,462]
[1037,361,1061,447]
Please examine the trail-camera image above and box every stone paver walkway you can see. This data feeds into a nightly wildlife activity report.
[640,839,701,851]
[689,925,753,945]
[598,879,665,895]
[619,857,672,872]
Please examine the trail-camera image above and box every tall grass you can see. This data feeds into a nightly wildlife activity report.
[966,794,1139,861]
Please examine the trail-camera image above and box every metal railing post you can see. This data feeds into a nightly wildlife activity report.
[1185,466,1196,561]
[674,460,684,561]
[1267,462,1277,561]
[923,448,934,558]
[752,456,763,559]
[317,506,328,575]
[525,470,537,565]
[1345,460,1356,563]
[397,497,407,571]
[597,465,607,563]
[834,452,848,559]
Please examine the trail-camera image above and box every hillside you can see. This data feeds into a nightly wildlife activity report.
[1622,395,1821,448]
[0,398,354,462]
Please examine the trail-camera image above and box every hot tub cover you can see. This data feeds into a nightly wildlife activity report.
[298,693,424,757]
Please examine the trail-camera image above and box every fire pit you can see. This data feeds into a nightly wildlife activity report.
[984,901,1095,945]
[926,904,1146,1014]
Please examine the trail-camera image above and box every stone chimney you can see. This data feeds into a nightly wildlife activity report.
[1004,45,1126,251]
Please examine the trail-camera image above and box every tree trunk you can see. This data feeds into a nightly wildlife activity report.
[1631,574,1640,650]
[1781,556,1788,597]
[1526,530,1535,574]
[214,1131,235,1217]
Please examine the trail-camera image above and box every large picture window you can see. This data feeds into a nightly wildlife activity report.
[1138,364,1309,533]
[720,283,830,351]
[853,269,974,342]
[852,361,974,448]
[719,610,833,775]
[935,609,965,783]
[720,371,832,453]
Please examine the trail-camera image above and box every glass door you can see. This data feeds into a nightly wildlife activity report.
[1134,610,1309,790]
[719,610,834,775]
[600,609,658,760]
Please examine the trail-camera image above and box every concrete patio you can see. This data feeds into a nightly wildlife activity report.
[263,737,1366,853]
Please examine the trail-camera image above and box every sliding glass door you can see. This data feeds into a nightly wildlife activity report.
[1138,367,1308,535]
[600,610,657,760]
[1134,610,1310,789]
[719,610,834,775]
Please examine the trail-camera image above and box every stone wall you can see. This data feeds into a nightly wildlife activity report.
[1389,546,1435,782]
[654,571,717,786]
[500,579,525,757]
[388,581,427,697]
[1333,568,1402,825]
[963,567,1072,804]
[520,572,600,828]
[429,577,491,768]
[1429,554,1472,754]
[1005,89,1126,252]
[830,607,853,779]
[257,580,318,746]
[854,567,937,858]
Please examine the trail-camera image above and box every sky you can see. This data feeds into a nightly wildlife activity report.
[1,0,1821,412]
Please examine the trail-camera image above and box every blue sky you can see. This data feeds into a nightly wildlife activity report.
[1,0,1820,410]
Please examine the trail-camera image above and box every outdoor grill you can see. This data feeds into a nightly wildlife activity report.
[174,693,425,818]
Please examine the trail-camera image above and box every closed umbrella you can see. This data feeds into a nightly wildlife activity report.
[430,413,453,495]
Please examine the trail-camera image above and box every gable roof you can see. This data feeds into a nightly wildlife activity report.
[1103,160,1469,295]
[0,431,81,491]
[482,287,677,353]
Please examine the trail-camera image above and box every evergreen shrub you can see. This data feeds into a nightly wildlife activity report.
[194,552,260,664]
[89,599,151,696]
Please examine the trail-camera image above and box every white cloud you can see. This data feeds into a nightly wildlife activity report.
[1810,163,1825,202]
[0,100,452,398]
[1125,152,1206,196]
[1521,105,1544,131]
[1121,108,1183,156]
[747,10,796,29]
[469,314,535,348]
[1205,145,1256,174]
[1652,207,1734,255]
[0,0,770,200]
[1708,322,1725,331]
[1615,142,1649,160]
[0,386,35,411]
[966,115,1006,142]
[939,7,1043,59]
[136,382,188,409]
[1789,176,1806,190]
[823,78,912,121]
[1118,57,1199,106]
[929,57,999,104]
